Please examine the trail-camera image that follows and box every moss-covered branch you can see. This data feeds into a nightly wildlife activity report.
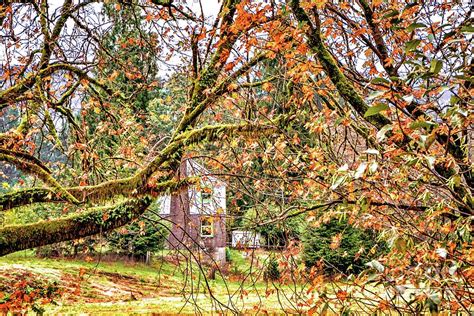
[0,197,152,256]
[0,188,60,211]
[173,52,267,137]
[140,119,279,181]
[288,0,390,129]
[0,119,278,211]
[0,177,191,211]
[0,152,79,204]
[0,63,117,110]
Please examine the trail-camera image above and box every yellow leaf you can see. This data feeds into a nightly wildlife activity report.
[159,114,170,122]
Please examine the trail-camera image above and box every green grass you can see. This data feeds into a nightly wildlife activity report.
[0,250,305,315]
[1,251,459,315]
[1,253,176,287]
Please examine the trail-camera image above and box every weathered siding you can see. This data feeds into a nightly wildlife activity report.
[163,159,227,253]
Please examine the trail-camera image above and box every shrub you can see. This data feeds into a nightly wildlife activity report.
[106,217,168,260]
[36,237,97,258]
[263,256,280,281]
[0,271,61,315]
[302,218,387,275]
[242,205,305,247]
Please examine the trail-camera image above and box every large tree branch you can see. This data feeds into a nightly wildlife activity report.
[139,119,279,183]
[288,0,390,129]
[0,151,79,204]
[174,52,268,136]
[0,197,152,256]
[0,63,117,110]
[0,121,278,210]
[0,177,187,211]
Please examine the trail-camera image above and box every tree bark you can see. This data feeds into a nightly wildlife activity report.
[0,197,152,256]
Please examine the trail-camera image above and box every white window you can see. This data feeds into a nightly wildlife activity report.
[201,186,213,208]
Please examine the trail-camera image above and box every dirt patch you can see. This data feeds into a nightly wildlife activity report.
[0,263,175,306]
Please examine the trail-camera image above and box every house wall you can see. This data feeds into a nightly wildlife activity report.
[162,160,227,263]
[188,184,226,215]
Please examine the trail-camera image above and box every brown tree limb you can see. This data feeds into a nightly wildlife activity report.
[0,197,152,256]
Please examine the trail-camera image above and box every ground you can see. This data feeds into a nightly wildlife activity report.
[0,249,307,315]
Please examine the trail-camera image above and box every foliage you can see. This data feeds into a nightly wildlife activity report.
[242,205,305,247]
[0,271,60,315]
[263,256,280,281]
[302,218,387,275]
[106,213,168,259]
[0,0,473,313]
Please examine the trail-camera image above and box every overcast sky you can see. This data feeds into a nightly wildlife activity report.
[0,0,222,64]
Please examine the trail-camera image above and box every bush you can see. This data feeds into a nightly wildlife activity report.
[36,237,97,258]
[106,217,168,260]
[242,206,305,247]
[302,219,387,275]
[263,256,280,281]
[0,271,61,315]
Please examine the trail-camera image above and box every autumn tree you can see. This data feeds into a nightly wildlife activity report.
[0,0,472,313]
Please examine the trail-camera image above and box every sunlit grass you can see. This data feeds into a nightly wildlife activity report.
[0,250,308,315]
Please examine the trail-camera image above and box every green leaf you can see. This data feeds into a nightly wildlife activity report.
[382,10,399,19]
[449,264,458,276]
[330,175,347,190]
[429,293,441,305]
[426,156,436,169]
[369,161,378,173]
[409,120,436,130]
[449,95,460,105]
[429,59,443,75]
[371,77,390,85]
[405,39,421,52]
[354,162,367,179]
[364,103,389,117]
[402,94,414,104]
[460,25,474,34]
[406,22,426,32]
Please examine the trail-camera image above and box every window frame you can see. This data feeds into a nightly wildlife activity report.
[200,217,214,237]
[200,186,213,206]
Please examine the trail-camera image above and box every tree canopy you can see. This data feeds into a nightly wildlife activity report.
[0,0,472,313]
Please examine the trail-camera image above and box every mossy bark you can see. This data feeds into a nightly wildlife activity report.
[0,197,152,256]
[289,0,390,129]
[0,188,59,211]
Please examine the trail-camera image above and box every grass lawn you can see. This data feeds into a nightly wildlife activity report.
[1,250,445,315]
[0,249,314,315]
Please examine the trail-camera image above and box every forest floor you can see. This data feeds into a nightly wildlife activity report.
[0,250,303,315]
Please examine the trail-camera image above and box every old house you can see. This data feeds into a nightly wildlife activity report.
[158,159,227,263]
